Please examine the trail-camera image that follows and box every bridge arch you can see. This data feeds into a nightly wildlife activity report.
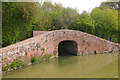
[58,40,78,56]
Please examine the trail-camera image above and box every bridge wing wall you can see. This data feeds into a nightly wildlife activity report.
[0,31,56,68]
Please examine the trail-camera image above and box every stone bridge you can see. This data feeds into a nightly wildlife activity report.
[0,30,119,70]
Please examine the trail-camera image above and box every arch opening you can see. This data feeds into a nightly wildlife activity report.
[58,40,78,56]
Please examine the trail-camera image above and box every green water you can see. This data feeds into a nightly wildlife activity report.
[3,52,118,78]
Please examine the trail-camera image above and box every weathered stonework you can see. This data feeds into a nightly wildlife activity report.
[0,30,119,73]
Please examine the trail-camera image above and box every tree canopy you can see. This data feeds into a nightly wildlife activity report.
[2,1,119,47]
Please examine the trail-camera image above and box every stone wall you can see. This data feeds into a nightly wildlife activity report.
[0,30,119,72]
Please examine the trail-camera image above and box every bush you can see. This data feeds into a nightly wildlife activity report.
[2,60,27,72]
[31,57,37,63]
[16,60,22,67]
[41,48,45,51]
[10,60,26,69]
[2,66,9,71]
[10,61,16,69]
[43,54,51,59]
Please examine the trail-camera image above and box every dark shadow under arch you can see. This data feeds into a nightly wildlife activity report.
[58,40,78,56]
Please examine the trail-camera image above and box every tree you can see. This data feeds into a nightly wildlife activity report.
[90,7,118,42]
[71,11,95,34]
[2,2,42,47]
[100,0,119,10]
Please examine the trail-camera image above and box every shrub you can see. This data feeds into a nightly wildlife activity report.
[31,57,37,63]
[2,66,9,71]
[10,60,26,69]
[10,61,16,69]
[41,48,45,51]
[3,60,27,72]
[21,61,27,67]
[16,60,22,67]
[43,54,51,59]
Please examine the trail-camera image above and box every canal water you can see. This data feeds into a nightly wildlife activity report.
[3,52,118,78]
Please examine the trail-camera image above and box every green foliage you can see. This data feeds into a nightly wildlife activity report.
[90,7,118,43]
[100,1,118,10]
[2,2,41,47]
[35,43,41,48]
[10,61,16,69]
[51,7,79,30]
[8,60,26,70]
[2,1,119,47]
[16,60,24,67]
[2,66,9,71]
[43,54,51,59]
[72,11,95,34]
[41,48,45,51]
[31,57,37,63]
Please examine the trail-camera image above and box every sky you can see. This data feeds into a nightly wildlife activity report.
[46,0,107,14]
